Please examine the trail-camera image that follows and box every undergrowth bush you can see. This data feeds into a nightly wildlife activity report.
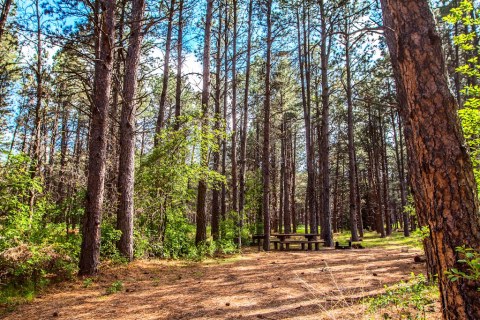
[0,155,80,311]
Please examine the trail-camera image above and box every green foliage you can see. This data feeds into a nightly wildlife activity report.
[83,278,93,288]
[106,280,123,295]
[99,221,123,261]
[444,1,480,195]
[403,195,416,218]
[446,246,480,291]
[135,116,225,259]
[0,154,80,307]
[412,226,430,241]
[365,273,439,320]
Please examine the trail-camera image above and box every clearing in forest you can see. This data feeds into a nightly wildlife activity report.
[3,247,440,320]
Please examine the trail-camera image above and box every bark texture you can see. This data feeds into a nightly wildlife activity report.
[195,0,214,245]
[79,0,116,276]
[380,1,480,318]
[116,0,145,261]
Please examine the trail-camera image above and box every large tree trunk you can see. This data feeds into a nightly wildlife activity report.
[380,1,480,318]
[116,0,145,261]
[195,0,214,245]
[319,0,332,246]
[262,0,273,251]
[79,0,116,276]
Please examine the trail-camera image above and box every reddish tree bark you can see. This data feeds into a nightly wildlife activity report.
[116,0,145,261]
[79,0,116,276]
[380,1,480,318]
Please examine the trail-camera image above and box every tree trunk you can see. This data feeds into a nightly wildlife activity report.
[195,0,214,245]
[116,0,145,261]
[0,0,12,41]
[231,0,238,216]
[262,0,273,251]
[239,0,253,245]
[391,108,409,236]
[31,0,43,176]
[154,0,176,144]
[380,1,480,318]
[79,0,116,276]
[211,2,222,241]
[319,0,332,246]
[174,0,183,130]
[296,6,316,235]
[345,22,359,242]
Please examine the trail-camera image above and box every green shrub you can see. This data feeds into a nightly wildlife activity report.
[99,222,122,260]
[106,280,123,295]
[0,155,80,306]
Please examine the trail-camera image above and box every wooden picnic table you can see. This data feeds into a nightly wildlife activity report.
[270,233,324,251]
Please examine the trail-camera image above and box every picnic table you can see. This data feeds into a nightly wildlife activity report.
[271,233,324,251]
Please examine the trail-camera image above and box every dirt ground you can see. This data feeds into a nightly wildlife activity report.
[2,247,440,320]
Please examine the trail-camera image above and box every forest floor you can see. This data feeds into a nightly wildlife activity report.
[2,243,441,320]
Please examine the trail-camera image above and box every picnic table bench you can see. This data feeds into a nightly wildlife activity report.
[271,233,324,251]
[335,240,365,249]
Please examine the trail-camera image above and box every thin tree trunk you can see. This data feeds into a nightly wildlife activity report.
[231,0,238,215]
[238,0,253,245]
[173,0,183,130]
[262,0,273,251]
[391,108,409,236]
[296,6,316,235]
[31,0,43,176]
[154,0,176,144]
[345,21,359,242]
[211,2,222,241]
[195,0,214,245]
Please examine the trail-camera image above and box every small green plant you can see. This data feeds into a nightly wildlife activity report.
[365,273,438,320]
[83,278,93,288]
[106,281,123,295]
[446,246,480,291]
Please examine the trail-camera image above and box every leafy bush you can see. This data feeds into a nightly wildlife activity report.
[99,221,123,260]
[135,116,225,259]
[0,154,80,307]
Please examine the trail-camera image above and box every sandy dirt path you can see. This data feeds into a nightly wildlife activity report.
[2,248,438,320]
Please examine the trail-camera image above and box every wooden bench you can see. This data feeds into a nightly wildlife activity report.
[272,239,324,251]
[335,241,364,249]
